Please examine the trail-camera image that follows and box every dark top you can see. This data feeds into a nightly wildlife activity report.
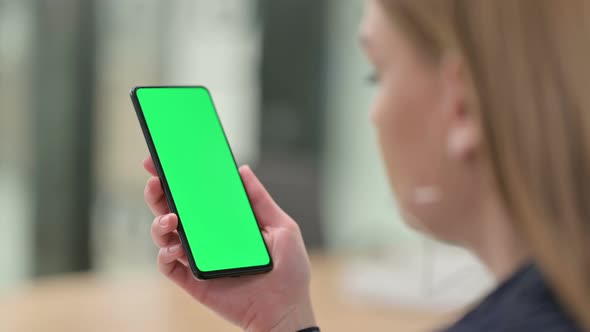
[442,264,583,332]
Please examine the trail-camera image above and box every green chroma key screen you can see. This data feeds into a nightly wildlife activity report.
[135,86,271,274]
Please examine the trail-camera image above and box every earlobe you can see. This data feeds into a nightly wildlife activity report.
[447,124,481,160]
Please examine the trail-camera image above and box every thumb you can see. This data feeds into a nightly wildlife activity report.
[239,165,287,228]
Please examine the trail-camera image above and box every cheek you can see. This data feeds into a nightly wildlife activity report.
[371,78,432,197]
[371,73,451,233]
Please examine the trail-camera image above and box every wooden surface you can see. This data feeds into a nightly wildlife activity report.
[0,256,455,331]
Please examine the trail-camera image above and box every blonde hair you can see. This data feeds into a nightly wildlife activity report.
[379,0,590,329]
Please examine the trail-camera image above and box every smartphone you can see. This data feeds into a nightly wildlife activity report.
[130,86,272,279]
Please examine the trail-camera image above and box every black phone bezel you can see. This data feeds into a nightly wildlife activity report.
[130,85,273,280]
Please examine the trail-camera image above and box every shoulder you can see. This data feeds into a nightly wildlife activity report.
[441,264,583,332]
[501,300,582,332]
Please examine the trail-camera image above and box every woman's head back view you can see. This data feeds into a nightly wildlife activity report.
[371,0,590,328]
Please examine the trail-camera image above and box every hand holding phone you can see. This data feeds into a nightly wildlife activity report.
[134,86,317,331]
[144,158,317,332]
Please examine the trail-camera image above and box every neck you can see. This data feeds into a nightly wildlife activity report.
[464,195,530,282]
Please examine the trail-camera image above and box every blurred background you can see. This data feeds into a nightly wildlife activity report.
[0,0,493,331]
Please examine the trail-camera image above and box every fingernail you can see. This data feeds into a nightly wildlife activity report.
[159,215,169,227]
[169,244,181,253]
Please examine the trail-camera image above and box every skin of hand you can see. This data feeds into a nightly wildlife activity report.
[143,156,317,332]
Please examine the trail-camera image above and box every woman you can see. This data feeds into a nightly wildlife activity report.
[142,0,590,331]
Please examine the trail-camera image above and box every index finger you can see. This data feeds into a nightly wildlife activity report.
[143,155,158,177]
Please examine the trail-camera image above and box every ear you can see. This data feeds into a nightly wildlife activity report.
[439,53,482,161]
